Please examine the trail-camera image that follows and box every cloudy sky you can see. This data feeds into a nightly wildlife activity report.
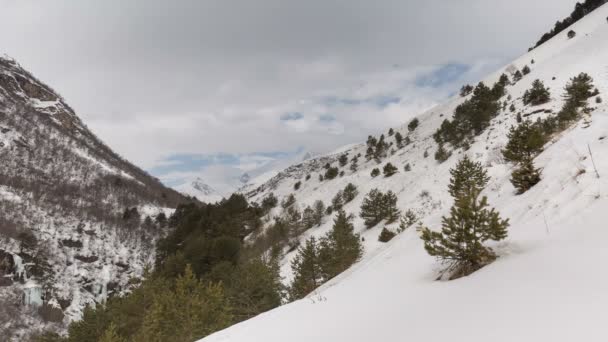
[0,0,575,193]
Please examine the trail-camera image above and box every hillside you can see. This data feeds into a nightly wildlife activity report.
[201,3,608,341]
[0,57,187,339]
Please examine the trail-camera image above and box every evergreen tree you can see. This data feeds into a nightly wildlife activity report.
[137,265,232,342]
[388,128,395,136]
[302,206,316,229]
[395,131,404,148]
[513,70,523,82]
[434,144,451,163]
[99,324,126,342]
[342,183,358,203]
[294,181,301,190]
[319,210,363,279]
[523,79,551,106]
[289,237,323,300]
[408,118,419,132]
[460,84,473,97]
[370,168,380,178]
[404,163,411,172]
[502,121,546,163]
[522,65,531,75]
[312,200,325,226]
[338,154,348,167]
[399,210,418,232]
[378,228,396,242]
[510,157,542,194]
[563,72,596,108]
[383,163,398,177]
[324,167,339,180]
[281,194,296,209]
[447,156,490,199]
[360,189,386,228]
[332,190,344,210]
[420,161,509,275]
[383,191,400,224]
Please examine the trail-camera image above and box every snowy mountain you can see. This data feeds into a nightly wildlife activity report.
[0,56,187,339]
[201,4,608,342]
[175,177,224,203]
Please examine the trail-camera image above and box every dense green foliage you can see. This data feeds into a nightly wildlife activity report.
[383,163,398,177]
[289,210,362,299]
[433,81,504,148]
[47,195,283,342]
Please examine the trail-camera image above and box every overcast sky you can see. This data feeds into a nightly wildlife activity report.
[0,0,576,193]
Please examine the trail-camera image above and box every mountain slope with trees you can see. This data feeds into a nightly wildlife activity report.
[198,4,608,341]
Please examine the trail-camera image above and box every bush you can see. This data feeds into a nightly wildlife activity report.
[388,128,394,136]
[523,79,551,106]
[404,163,411,172]
[522,65,531,75]
[567,29,576,38]
[596,96,603,104]
[383,163,398,177]
[378,228,396,243]
[294,181,301,190]
[370,168,380,178]
[509,103,516,112]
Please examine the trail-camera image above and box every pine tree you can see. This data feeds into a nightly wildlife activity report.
[447,156,490,199]
[399,210,418,232]
[342,183,358,203]
[510,157,541,194]
[563,72,595,108]
[522,65,531,75]
[383,191,400,224]
[502,121,546,163]
[319,210,363,279]
[312,200,325,226]
[302,206,316,229]
[338,154,348,167]
[360,189,386,228]
[523,79,551,106]
[408,118,419,132]
[331,190,344,210]
[289,237,323,300]
[370,168,380,178]
[378,228,397,242]
[137,265,232,342]
[513,70,523,82]
[404,163,411,172]
[420,160,509,276]
[99,324,126,342]
[434,144,451,163]
[388,128,394,136]
[394,131,404,148]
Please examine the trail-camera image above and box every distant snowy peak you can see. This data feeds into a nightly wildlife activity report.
[176,177,224,203]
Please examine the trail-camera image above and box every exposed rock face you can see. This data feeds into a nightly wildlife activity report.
[0,56,188,340]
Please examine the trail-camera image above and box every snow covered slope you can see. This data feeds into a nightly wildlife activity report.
[176,177,225,203]
[202,4,608,341]
[0,57,187,339]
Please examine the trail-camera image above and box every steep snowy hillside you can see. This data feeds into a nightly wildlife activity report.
[0,57,187,339]
[203,4,608,342]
